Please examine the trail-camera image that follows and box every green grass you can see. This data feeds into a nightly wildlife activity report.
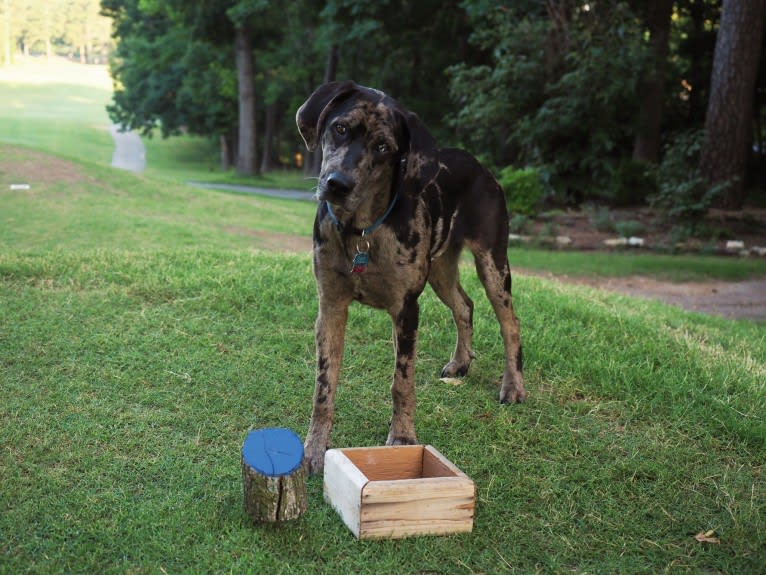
[142,134,314,191]
[0,61,114,166]
[2,61,765,573]
[509,247,766,282]
[2,145,766,574]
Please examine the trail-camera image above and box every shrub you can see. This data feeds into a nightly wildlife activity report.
[499,166,545,216]
[614,220,645,238]
[651,130,728,227]
[509,214,531,234]
[609,159,657,207]
[587,205,614,233]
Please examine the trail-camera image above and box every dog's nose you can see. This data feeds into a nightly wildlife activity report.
[326,172,354,196]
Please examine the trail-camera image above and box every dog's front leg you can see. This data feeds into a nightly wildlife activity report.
[386,295,420,446]
[304,302,348,475]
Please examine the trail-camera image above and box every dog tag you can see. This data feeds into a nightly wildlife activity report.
[351,251,369,274]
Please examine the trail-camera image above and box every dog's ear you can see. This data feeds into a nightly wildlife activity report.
[296,81,358,151]
[399,110,439,195]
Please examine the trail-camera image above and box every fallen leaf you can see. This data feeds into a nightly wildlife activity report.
[439,377,464,386]
[694,529,720,544]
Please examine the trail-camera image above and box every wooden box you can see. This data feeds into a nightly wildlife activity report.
[323,445,475,539]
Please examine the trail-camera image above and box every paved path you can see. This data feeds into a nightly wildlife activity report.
[109,124,146,172]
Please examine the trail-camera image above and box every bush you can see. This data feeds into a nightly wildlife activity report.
[509,214,531,234]
[651,130,728,226]
[614,220,645,238]
[609,159,657,206]
[587,205,614,233]
[499,166,546,216]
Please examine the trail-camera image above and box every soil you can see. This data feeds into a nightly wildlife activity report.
[519,269,766,321]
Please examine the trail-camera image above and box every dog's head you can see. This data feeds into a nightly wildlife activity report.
[296,81,438,213]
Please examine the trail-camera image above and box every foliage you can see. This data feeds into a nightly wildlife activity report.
[587,205,614,233]
[607,158,657,207]
[614,219,645,238]
[449,2,648,204]
[651,130,728,227]
[103,0,239,139]
[0,0,111,65]
[498,165,546,216]
[508,213,531,235]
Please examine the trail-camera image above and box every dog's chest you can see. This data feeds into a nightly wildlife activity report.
[317,227,430,309]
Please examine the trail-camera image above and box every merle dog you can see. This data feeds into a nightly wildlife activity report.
[296,81,525,474]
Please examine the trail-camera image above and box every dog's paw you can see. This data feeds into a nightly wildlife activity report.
[499,384,527,404]
[439,360,470,379]
[385,432,418,446]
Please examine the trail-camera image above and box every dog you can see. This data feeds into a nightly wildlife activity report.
[296,81,525,474]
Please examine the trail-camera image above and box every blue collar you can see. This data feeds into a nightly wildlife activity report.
[326,192,399,236]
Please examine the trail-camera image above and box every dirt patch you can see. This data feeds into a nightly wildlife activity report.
[520,269,766,321]
[511,206,766,321]
[224,226,313,253]
[0,145,87,186]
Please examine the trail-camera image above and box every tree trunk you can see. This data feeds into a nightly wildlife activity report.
[242,458,307,522]
[220,133,231,170]
[260,101,276,173]
[699,0,766,209]
[544,0,572,81]
[2,0,11,66]
[632,0,673,163]
[310,44,339,176]
[235,25,257,176]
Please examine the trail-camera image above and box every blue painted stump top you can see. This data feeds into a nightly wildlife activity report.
[242,428,304,477]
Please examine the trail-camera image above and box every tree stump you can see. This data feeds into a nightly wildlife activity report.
[241,428,307,522]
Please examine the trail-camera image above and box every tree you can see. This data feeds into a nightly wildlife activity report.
[234,24,256,175]
[449,1,646,203]
[632,0,673,163]
[1,0,11,65]
[699,0,766,209]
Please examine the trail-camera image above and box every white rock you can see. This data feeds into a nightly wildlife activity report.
[604,238,627,247]
[556,236,572,246]
[726,240,745,250]
[751,246,766,257]
[508,234,531,243]
[627,237,645,247]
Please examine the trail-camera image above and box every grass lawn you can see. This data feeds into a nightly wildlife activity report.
[0,59,114,166]
[508,247,766,282]
[2,61,765,574]
[2,143,765,574]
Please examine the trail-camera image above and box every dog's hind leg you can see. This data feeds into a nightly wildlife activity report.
[304,300,349,474]
[470,243,526,404]
[428,245,476,378]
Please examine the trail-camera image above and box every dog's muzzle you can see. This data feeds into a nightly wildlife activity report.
[321,171,355,201]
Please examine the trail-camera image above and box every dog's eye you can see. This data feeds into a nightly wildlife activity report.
[334,123,347,136]
[376,143,390,154]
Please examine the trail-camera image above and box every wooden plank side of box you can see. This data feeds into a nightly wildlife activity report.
[323,449,369,538]
[361,516,474,539]
[359,477,475,539]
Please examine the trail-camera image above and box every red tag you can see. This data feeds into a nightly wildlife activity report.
[351,252,369,274]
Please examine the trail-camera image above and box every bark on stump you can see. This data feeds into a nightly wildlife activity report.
[241,428,307,522]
